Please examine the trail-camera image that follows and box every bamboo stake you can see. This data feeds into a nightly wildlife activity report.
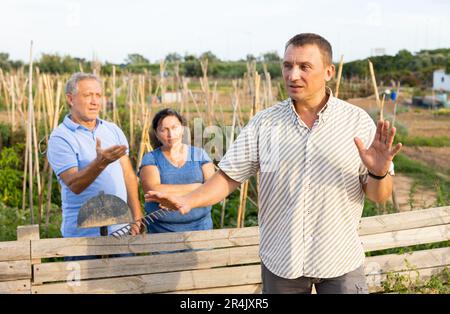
[335,54,344,98]
[368,60,381,109]
[26,40,34,224]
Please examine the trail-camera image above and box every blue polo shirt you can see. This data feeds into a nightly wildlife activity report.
[47,115,129,238]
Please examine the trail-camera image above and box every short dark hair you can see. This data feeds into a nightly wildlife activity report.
[150,108,186,148]
[285,33,333,65]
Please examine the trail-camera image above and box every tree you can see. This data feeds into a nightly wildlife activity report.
[262,51,281,62]
[0,53,10,70]
[199,51,220,63]
[165,52,182,63]
[246,54,257,62]
[184,53,197,62]
[125,53,149,65]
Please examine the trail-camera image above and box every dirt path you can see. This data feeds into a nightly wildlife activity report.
[392,174,437,211]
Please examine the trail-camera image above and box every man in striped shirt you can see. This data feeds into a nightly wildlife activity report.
[145,33,402,294]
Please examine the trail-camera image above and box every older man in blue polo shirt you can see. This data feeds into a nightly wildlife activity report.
[47,72,143,239]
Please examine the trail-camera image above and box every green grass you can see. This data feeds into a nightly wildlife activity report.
[396,135,450,147]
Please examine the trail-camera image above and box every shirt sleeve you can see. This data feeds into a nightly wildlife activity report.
[218,113,261,183]
[47,136,78,177]
[138,151,157,176]
[200,148,213,166]
[113,124,129,155]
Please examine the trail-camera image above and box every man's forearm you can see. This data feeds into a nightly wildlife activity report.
[63,158,108,194]
[365,175,393,203]
[184,170,240,209]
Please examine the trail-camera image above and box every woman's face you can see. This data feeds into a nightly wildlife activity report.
[156,115,184,148]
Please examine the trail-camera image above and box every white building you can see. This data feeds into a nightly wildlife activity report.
[433,69,450,92]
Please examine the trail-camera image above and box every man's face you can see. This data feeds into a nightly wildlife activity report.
[282,44,335,103]
[66,79,102,124]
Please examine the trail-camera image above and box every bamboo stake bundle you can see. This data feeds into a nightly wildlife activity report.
[0,70,12,131]
[112,66,118,125]
[335,55,344,98]
[199,58,212,125]
[181,77,190,121]
[188,89,202,119]
[219,80,240,228]
[136,106,153,171]
[45,81,62,234]
[139,74,146,127]
[127,76,135,151]
[252,71,261,116]
[262,63,273,109]
[237,71,261,228]
[10,76,16,132]
[174,61,181,112]
[214,81,225,124]
[159,60,167,103]
[14,75,28,122]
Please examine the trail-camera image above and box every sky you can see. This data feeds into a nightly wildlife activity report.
[1,0,449,64]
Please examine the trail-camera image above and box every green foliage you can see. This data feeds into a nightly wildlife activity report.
[0,52,23,71]
[382,266,449,294]
[125,53,149,65]
[343,48,450,88]
[0,202,29,240]
[38,53,88,74]
[0,146,23,208]
[0,122,11,148]
[262,51,281,62]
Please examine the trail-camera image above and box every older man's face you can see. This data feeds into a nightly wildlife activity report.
[67,79,102,125]
[282,44,334,104]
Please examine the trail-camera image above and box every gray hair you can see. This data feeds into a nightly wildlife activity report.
[65,72,102,95]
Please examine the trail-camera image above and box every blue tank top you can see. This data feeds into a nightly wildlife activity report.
[139,145,213,233]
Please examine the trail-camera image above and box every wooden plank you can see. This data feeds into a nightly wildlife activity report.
[362,225,449,252]
[0,241,30,262]
[17,224,40,265]
[34,245,260,283]
[364,247,450,275]
[359,206,450,236]
[32,264,262,294]
[31,227,259,259]
[166,284,262,294]
[0,279,31,294]
[0,260,32,281]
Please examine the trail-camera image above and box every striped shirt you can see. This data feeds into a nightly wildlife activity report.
[218,89,393,279]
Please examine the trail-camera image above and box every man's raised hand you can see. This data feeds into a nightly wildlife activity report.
[95,138,127,169]
[354,120,402,176]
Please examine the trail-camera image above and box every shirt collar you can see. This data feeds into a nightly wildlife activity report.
[63,114,102,132]
[288,86,336,126]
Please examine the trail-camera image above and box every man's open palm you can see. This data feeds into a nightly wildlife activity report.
[354,120,402,176]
